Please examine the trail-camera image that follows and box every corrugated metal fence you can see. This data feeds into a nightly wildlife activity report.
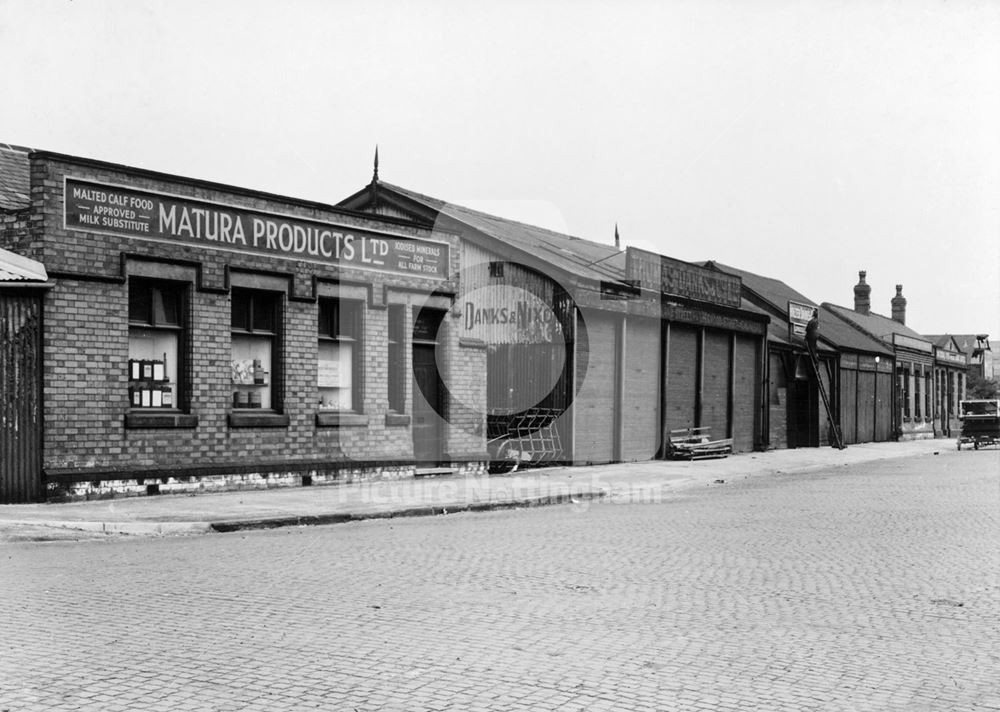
[1,290,43,503]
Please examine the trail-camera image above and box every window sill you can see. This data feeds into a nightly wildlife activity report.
[125,411,199,429]
[385,413,411,426]
[316,412,369,428]
[229,412,290,428]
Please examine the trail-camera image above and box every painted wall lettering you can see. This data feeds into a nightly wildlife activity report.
[626,247,742,308]
[65,178,449,279]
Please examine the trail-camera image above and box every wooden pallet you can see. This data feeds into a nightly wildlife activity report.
[667,426,733,460]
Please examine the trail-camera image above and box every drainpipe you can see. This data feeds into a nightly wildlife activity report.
[728,332,736,439]
[659,321,671,458]
[760,334,770,451]
[696,327,705,427]
[614,315,627,462]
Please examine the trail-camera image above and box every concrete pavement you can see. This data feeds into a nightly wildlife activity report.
[0,439,957,541]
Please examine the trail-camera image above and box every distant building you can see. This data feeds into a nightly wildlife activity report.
[921,335,970,437]
[703,262,894,449]
[824,272,944,440]
[929,334,997,381]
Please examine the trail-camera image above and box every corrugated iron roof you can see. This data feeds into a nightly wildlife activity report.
[376,181,627,284]
[703,260,816,313]
[0,144,32,211]
[0,247,47,282]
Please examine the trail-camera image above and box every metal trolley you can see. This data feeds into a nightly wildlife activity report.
[486,408,564,473]
[957,399,1000,450]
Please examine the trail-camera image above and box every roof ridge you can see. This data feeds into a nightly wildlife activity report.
[0,143,34,154]
[822,301,933,345]
[381,180,619,253]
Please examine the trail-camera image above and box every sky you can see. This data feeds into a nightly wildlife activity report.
[2,0,998,337]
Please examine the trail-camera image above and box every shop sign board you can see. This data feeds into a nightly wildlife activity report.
[626,247,741,308]
[934,347,967,366]
[787,300,815,341]
[660,302,766,335]
[64,177,449,279]
[892,333,934,353]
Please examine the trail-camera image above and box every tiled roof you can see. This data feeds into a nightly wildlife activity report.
[0,144,32,211]
[823,303,933,347]
[923,334,965,351]
[816,306,894,355]
[375,181,627,284]
[924,334,953,348]
[0,246,46,282]
[703,261,890,354]
[928,334,999,358]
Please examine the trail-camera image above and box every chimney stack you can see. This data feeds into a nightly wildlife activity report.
[853,270,871,315]
[891,284,907,324]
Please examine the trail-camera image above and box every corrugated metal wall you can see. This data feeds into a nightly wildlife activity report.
[462,244,574,463]
[1,291,43,503]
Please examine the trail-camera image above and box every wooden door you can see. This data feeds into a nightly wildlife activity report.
[412,343,443,464]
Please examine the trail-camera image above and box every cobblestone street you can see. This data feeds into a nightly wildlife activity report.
[2,450,998,711]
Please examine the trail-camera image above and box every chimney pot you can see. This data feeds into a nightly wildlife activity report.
[853,270,871,315]
[891,284,907,325]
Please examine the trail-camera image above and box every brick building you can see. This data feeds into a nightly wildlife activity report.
[0,144,481,500]
[2,143,772,501]
[824,273,938,440]
[703,262,895,449]
[931,334,995,381]
[922,335,969,437]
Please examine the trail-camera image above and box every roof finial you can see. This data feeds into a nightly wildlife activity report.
[614,223,620,249]
[373,145,379,183]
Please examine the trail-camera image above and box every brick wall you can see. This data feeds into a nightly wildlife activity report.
[30,154,486,497]
[442,316,488,461]
[0,210,32,256]
[768,351,788,449]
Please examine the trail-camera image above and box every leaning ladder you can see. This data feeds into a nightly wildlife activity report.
[807,344,846,450]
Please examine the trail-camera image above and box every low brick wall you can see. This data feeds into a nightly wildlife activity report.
[46,459,487,501]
